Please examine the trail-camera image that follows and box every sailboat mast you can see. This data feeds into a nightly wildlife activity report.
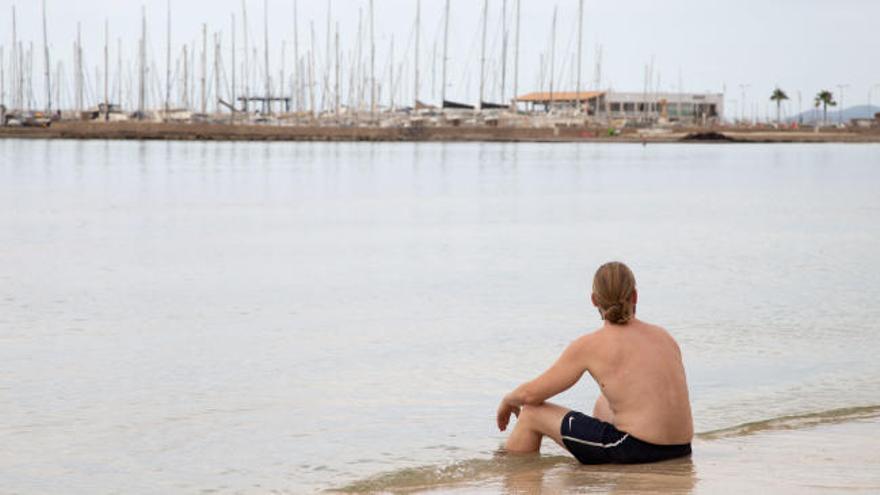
[299,56,305,116]
[231,14,236,114]
[242,0,249,112]
[20,44,26,110]
[389,35,394,111]
[15,44,21,109]
[138,9,145,118]
[431,40,436,101]
[201,23,207,114]
[104,19,109,120]
[513,0,520,109]
[479,0,487,110]
[54,60,60,110]
[26,43,33,111]
[12,5,18,110]
[77,22,83,113]
[369,0,375,119]
[324,1,331,114]
[15,41,20,110]
[441,0,450,108]
[91,60,96,112]
[309,22,316,118]
[414,0,420,110]
[347,32,356,110]
[165,0,171,114]
[214,32,221,113]
[501,0,507,105]
[576,0,583,112]
[183,45,189,109]
[335,22,340,118]
[549,6,557,111]
[1,47,5,111]
[355,8,363,113]
[42,0,51,112]
[264,0,270,114]
[117,38,122,109]
[293,0,299,113]
[190,40,196,110]
[280,41,285,106]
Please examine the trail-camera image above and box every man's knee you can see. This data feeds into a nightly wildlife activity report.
[515,403,568,446]
[518,404,558,428]
[518,404,540,425]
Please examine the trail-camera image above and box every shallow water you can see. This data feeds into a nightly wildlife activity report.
[1,140,878,493]
[381,412,880,494]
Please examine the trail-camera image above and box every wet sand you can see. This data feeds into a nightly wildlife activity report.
[1,121,879,143]
[338,409,880,494]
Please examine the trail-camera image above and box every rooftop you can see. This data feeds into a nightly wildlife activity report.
[514,91,605,102]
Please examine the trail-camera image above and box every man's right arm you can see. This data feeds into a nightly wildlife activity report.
[497,334,595,431]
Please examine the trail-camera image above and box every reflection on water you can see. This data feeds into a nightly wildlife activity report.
[1,140,879,494]
[338,455,696,494]
[525,458,696,495]
[333,454,578,493]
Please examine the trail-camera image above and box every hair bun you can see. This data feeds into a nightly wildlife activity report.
[603,303,623,323]
[603,303,626,325]
[593,262,636,325]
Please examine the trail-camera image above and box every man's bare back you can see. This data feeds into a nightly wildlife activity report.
[496,262,693,464]
[581,318,693,445]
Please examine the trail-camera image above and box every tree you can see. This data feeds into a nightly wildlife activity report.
[770,88,789,125]
[814,90,837,126]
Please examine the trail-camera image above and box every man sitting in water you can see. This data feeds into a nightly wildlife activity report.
[496,262,693,464]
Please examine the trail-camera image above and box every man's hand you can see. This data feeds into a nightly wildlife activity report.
[496,398,521,432]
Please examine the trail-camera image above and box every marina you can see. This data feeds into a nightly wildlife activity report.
[2,1,877,140]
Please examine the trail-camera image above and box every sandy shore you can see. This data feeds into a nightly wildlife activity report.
[338,408,880,494]
[501,416,880,494]
[2,121,880,143]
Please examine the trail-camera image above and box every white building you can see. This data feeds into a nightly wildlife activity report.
[514,91,724,124]
[604,92,723,124]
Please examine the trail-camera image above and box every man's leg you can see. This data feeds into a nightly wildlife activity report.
[505,402,570,453]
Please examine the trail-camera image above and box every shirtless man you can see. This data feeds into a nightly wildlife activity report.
[496,262,693,464]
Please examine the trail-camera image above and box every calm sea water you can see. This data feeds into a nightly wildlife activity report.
[1,140,878,493]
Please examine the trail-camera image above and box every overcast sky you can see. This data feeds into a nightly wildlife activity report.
[2,0,879,117]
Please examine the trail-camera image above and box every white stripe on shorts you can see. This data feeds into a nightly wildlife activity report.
[562,433,629,449]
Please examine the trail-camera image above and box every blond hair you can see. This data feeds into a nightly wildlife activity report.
[592,262,636,325]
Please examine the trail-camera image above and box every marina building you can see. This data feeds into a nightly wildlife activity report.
[514,91,724,124]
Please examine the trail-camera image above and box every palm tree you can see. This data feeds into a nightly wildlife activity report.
[770,88,789,125]
[814,90,837,126]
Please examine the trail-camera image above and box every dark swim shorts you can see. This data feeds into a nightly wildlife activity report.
[560,411,692,464]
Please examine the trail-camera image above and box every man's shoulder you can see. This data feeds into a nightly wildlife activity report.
[634,319,673,336]
[569,327,609,351]
[636,320,683,351]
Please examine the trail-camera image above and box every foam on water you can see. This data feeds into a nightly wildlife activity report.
[697,404,880,440]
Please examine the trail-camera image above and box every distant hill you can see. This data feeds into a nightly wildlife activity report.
[788,105,880,124]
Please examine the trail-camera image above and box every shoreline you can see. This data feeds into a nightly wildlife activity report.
[2,122,880,144]
[337,408,880,494]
